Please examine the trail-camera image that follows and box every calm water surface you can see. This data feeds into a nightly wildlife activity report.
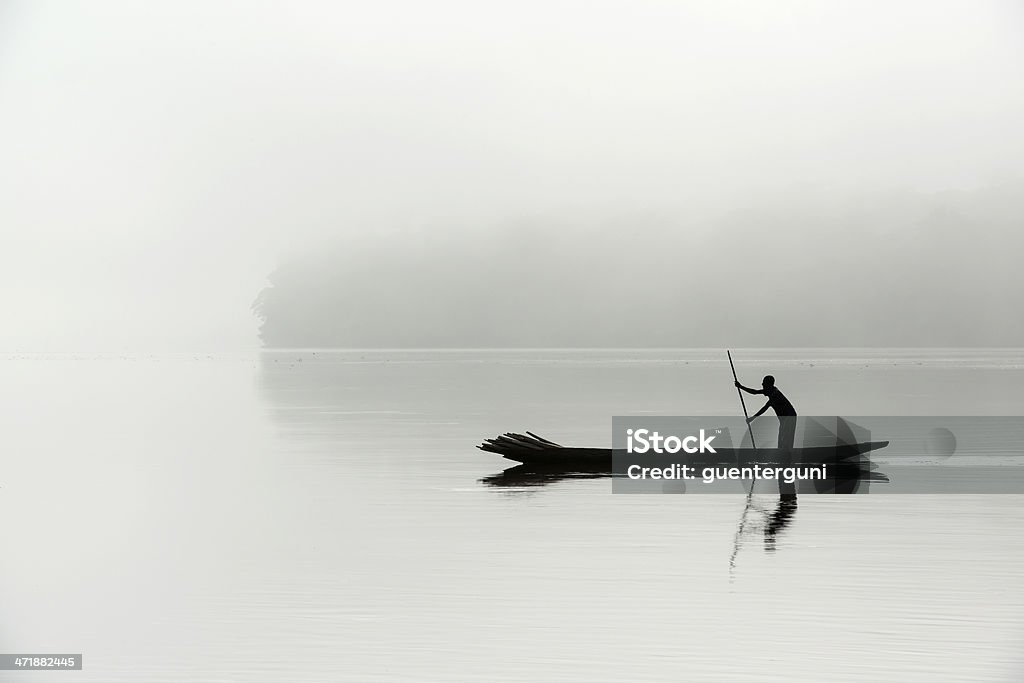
[1,349,1022,681]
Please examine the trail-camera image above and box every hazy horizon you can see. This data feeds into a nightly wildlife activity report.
[3,1,1023,350]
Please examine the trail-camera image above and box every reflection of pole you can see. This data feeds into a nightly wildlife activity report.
[728,350,758,575]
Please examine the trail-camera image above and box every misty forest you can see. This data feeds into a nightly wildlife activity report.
[253,183,1022,348]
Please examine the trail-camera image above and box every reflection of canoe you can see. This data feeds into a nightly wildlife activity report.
[480,464,609,488]
[478,431,890,470]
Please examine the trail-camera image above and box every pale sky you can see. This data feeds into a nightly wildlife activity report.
[1,1,1022,350]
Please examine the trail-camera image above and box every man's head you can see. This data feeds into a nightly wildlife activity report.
[762,375,775,389]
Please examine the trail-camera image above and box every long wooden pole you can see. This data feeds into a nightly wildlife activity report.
[728,350,758,574]
[727,350,758,453]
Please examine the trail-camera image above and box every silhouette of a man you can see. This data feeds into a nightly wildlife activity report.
[735,375,798,499]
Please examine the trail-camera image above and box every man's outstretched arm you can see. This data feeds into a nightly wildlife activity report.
[735,381,764,395]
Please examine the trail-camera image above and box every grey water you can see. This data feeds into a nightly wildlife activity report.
[1,349,1022,681]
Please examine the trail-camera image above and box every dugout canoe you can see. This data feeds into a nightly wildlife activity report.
[478,431,890,470]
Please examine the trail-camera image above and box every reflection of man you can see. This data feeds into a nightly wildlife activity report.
[735,375,798,499]
[764,497,799,552]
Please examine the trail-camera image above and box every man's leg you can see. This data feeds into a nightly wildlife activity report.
[778,416,797,499]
